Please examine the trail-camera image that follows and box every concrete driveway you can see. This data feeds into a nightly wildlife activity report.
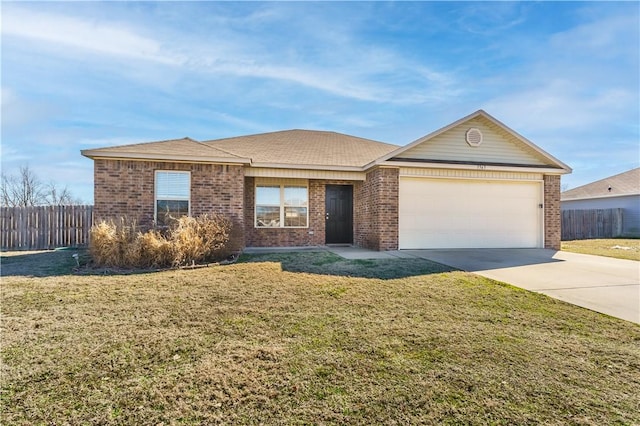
[407,249,640,324]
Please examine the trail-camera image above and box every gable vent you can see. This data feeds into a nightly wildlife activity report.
[466,128,483,147]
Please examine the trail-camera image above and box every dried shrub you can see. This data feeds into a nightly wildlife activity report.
[90,214,233,269]
[170,214,231,266]
[89,218,141,268]
[137,230,174,268]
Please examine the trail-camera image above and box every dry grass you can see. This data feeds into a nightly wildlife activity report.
[170,215,231,266]
[90,218,141,268]
[2,250,639,425]
[89,215,232,268]
[562,238,640,261]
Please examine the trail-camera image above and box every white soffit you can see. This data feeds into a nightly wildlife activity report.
[245,167,366,181]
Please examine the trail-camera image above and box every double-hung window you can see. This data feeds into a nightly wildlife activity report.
[155,171,190,226]
[255,181,308,228]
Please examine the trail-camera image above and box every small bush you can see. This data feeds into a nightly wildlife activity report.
[90,214,233,269]
[170,214,231,266]
[137,230,174,268]
[89,218,141,268]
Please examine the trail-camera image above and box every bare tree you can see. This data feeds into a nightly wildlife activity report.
[1,165,44,206]
[1,165,81,207]
[44,181,82,205]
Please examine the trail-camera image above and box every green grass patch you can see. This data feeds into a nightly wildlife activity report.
[1,251,639,424]
[562,238,640,261]
[1,248,88,277]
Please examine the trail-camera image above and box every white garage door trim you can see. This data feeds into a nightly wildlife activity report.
[399,177,544,249]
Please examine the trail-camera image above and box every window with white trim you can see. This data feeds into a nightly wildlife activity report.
[255,182,308,228]
[155,171,190,226]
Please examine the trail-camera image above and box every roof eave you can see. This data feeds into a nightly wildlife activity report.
[382,160,569,175]
[561,192,640,202]
[81,150,251,165]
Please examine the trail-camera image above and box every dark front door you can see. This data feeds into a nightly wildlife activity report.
[325,185,353,244]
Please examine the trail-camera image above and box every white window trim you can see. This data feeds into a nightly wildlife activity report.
[254,179,309,229]
[154,170,191,224]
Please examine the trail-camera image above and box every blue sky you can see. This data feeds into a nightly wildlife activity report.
[2,1,638,203]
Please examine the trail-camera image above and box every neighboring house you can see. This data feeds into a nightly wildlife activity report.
[561,168,640,237]
[81,110,571,250]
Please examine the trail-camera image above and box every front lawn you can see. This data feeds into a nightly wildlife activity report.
[562,238,640,261]
[1,250,639,425]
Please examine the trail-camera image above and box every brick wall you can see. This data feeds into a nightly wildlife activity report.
[244,178,360,247]
[354,167,399,251]
[544,174,561,250]
[93,159,245,236]
[94,160,402,251]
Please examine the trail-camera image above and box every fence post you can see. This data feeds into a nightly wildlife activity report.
[613,208,623,237]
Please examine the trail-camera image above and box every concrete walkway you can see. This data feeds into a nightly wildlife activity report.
[408,249,640,324]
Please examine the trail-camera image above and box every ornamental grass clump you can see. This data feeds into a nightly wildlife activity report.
[170,214,231,266]
[136,229,174,268]
[89,214,232,269]
[89,218,141,268]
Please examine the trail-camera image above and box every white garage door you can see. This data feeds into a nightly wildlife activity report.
[399,177,543,249]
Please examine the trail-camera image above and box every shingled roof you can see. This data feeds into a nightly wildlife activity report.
[203,130,398,169]
[562,167,640,200]
[82,131,398,169]
[81,137,249,163]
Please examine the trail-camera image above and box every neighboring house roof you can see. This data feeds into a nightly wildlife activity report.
[81,137,250,164]
[203,129,398,169]
[562,167,640,201]
[372,110,571,173]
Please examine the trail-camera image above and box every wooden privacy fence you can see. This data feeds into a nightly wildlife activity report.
[1,205,94,251]
[562,208,623,240]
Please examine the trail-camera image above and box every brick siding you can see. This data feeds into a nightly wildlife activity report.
[354,167,399,251]
[544,174,561,250]
[95,161,395,250]
[244,178,361,247]
[93,160,245,238]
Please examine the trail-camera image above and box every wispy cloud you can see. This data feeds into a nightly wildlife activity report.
[454,2,528,35]
[0,145,31,164]
[482,4,638,141]
[1,4,458,105]
[1,87,59,129]
[2,7,184,65]
[550,11,638,55]
[484,81,636,133]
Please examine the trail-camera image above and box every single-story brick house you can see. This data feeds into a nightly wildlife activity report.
[81,110,571,250]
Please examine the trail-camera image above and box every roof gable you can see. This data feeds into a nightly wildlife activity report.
[204,129,398,169]
[562,167,640,200]
[81,137,249,163]
[377,110,571,172]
